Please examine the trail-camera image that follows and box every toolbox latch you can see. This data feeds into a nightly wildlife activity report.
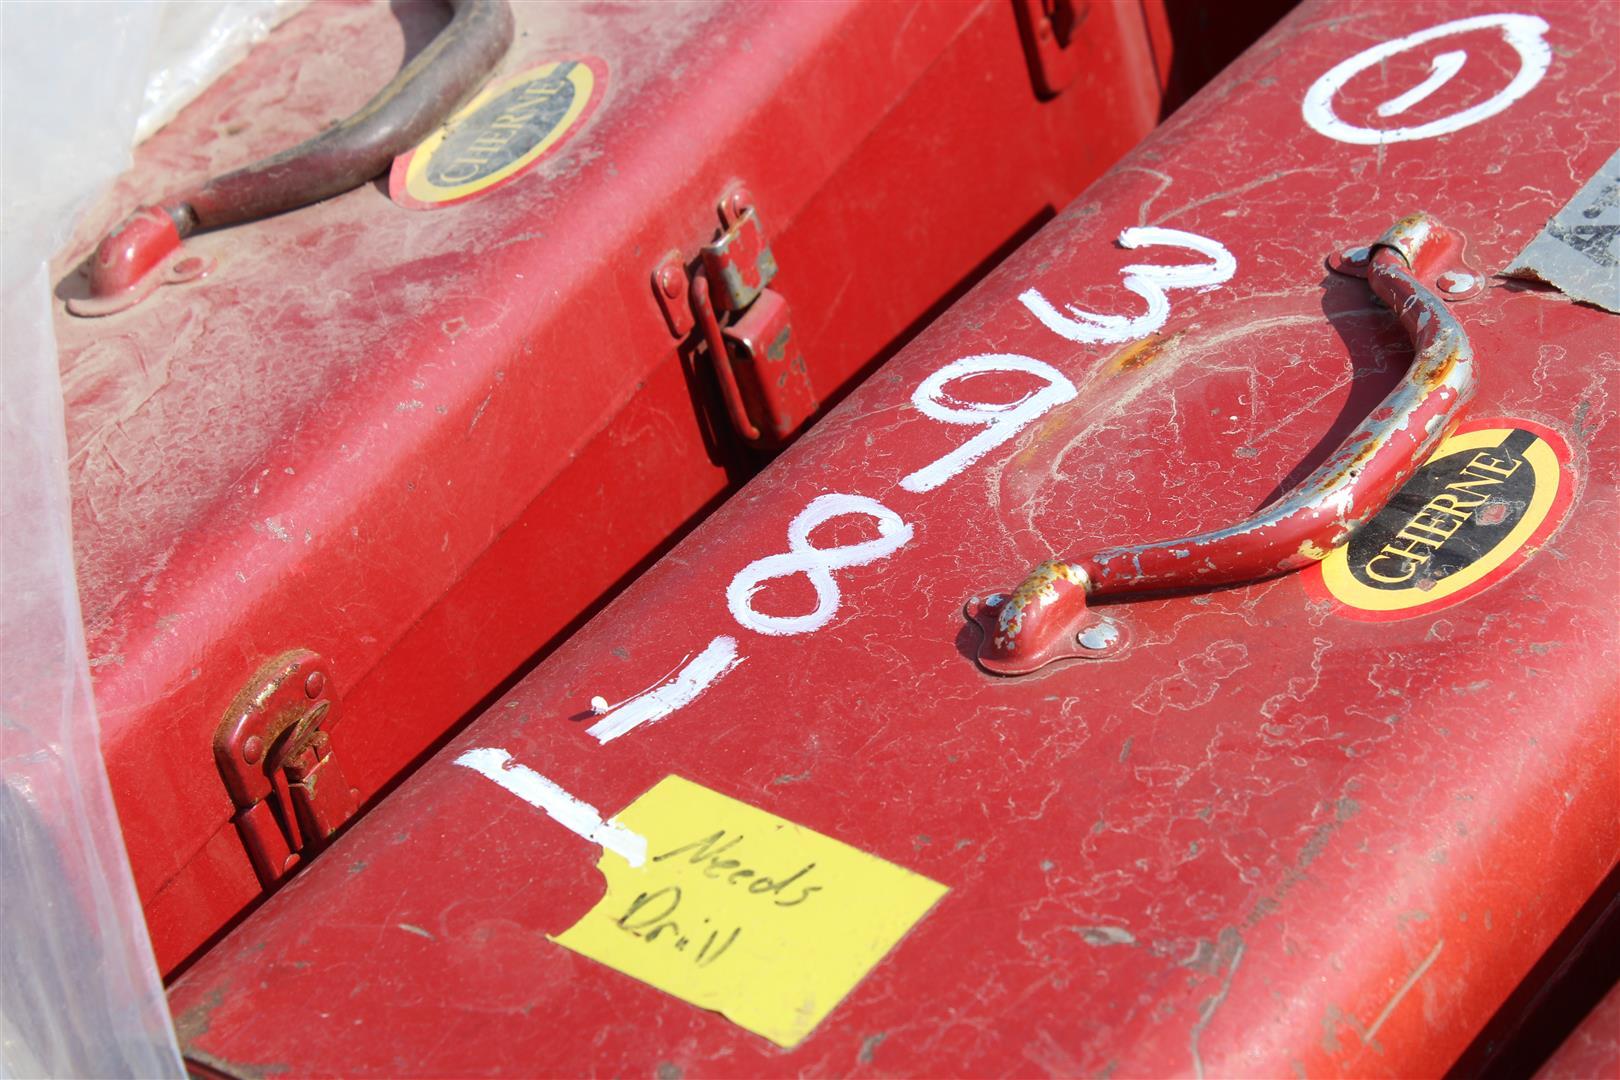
[1014,0,1085,98]
[214,650,359,887]
[652,185,818,447]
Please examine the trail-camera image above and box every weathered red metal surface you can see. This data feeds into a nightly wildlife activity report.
[167,0,1619,1074]
[971,213,1484,674]
[58,0,1265,975]
[74,0,514,314]
[1534,983,1620,1080]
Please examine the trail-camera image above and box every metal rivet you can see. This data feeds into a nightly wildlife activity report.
[304,670,326,699]
[1077,620,1120,651]
[1439,272,1476,294]
[242,735,264,764]
[657,266,683,299]
[1343,246,1370,264]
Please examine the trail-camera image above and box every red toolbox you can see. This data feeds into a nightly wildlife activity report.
[1535,984,1620,1080]
[54,0,1287,975]
[167,0,1619,1074]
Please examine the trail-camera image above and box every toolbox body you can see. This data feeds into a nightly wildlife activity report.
[167,0,1619,1074]
[1534,984,1620,1080]
[52,0,1263,973]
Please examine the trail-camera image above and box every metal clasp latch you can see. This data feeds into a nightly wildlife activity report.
[652,184,818,447]
[213,650,359,886]
[1014,0,1085,98]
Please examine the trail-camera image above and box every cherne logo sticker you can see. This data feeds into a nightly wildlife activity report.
[1306,418,1573,619]
[390,57,606,210]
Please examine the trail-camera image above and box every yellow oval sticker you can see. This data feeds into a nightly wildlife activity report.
[1305,418,1574,620]
[390,57,606,210]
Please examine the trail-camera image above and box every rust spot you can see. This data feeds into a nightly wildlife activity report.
[995,560,1088,647]
[1316,437,1382,489]
[1419,346,1462,391]
[1109,330,1184,374]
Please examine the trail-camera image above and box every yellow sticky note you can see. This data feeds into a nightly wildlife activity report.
[552,775,947,1048]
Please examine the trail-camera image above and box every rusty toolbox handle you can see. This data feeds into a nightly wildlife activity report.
[972,213,1481,675]
[71,0,513,317]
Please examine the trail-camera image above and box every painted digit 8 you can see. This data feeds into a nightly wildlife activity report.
[727,493,914,636]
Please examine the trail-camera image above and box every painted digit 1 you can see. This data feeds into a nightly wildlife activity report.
[1301,13,1551,146]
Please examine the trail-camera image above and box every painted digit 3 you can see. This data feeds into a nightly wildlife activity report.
[1017,227,1237,345]
[1302,13,1552,145]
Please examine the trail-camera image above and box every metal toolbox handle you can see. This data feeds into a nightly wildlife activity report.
[972,213,1483,675]
[70,0,513,317]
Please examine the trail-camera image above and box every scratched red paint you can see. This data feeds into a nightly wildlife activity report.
[54,0,1211,973]
[167,0,1617,1076]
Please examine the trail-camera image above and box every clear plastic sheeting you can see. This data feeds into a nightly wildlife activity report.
[136,0,303,144]
[0,1,293,1075]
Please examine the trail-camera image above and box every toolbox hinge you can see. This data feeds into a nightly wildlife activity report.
[652,183,818,447]
[213,650,359,887]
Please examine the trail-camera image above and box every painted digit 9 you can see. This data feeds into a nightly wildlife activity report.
[899,354,1078,494]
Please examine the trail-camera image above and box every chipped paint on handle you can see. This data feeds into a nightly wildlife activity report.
[976,214,1478,675]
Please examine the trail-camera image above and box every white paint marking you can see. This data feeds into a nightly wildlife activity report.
[728,493,912,636]
[1019,227,1236,345]
[1302,14,1551,145]
[584,636,743,743]
[1376,49,1467,116]
[1364,939,1445,1042]
[900,354,1077,493]
[454,746,647,866]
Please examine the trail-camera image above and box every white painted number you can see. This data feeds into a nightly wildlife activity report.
[1302,14,1552,145]
[584,229,1241,731]
[1376,50,1466,118]
[1017,226,1236,345]
[585,636,742,744]
[727,493,912,636]
[900,353,1078,494]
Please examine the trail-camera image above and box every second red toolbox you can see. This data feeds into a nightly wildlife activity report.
[55,0,1285,973]
[168,0,1619,1074]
